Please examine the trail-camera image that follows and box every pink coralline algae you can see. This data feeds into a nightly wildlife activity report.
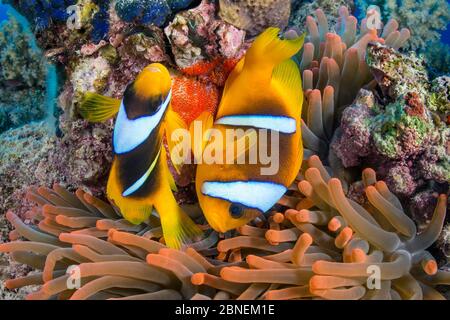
[165,0,246,69]
[332,90,373,168]
[332,43,449,200]
[38,118,113,193]
[219,0,291,36]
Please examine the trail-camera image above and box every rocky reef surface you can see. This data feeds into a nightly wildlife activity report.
[333,44,449,212]
[0,0,448,300]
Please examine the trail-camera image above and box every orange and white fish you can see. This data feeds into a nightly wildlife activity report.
[79,63,202,248]
[195,28,305,233]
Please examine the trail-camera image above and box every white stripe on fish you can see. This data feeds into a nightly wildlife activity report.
[113,90,171,154]
[201,180,287,212]
[215,114,296,134]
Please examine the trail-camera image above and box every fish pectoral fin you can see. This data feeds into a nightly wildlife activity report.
[164,107,188,174]
[155,194,203,249]
[79,92,121,122]
[121,204,153,225]
[107,184,154,225]
[168,175,177,192]
[189,111,214,163]
[231,130,258,162]
[157,144,178,192]
[272,59,303,110]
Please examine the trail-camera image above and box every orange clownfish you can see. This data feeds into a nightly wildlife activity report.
[79,63,202,249]
[194,28,305,233]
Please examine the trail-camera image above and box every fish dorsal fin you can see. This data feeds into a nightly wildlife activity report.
[79,92,121,122]
[271,58,303,112]
[163,106,188,174]
[222,57,245,94]
[242,28,305,80]
[189,111,214,163]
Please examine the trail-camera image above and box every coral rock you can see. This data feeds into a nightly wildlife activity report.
[165,0,246,68]
[219,0,290,36]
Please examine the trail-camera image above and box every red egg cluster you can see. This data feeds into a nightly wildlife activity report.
[171,58,239,125]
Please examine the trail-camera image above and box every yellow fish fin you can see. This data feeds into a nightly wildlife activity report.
[154,186,203,249]
[244,27,305,78]
[163,107,188,174]
[223,57,245,93]
[106,161,153,225]
[189,111,214,163]
[79,92,121,122]
[231,129,258,162]
[159,144,178,192]
[272,58,303,112]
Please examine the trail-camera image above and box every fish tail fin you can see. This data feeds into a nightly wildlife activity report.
[79,92,121,122]
[243,27,305,76]
[155,191,203,249]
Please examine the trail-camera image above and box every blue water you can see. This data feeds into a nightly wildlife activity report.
[0,1,58,134]
[0,3,9,22]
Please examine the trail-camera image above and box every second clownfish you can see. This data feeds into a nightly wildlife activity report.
[194,28,305,233]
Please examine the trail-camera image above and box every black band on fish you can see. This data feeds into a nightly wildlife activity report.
[122,148,162,197]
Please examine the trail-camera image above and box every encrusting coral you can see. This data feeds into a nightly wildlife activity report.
[165,0,246,69]
[355,0,450,77]
[0,157,448,300]
[0,11,47,133]
[115,0,195,26]
[355,0,450,54]
[218,0,291,37]
[332,43,449,199]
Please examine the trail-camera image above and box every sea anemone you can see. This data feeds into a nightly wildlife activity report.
[1,157,448,300]
[0,184,214,299]
[298,6,411,160]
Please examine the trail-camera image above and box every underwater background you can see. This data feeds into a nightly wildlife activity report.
[0,0,449,300]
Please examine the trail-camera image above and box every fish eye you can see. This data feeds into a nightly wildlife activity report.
[229,203,244,219]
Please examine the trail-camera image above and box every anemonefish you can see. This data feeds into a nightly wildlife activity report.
[79,63,202,249]
[195,28,305,233]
